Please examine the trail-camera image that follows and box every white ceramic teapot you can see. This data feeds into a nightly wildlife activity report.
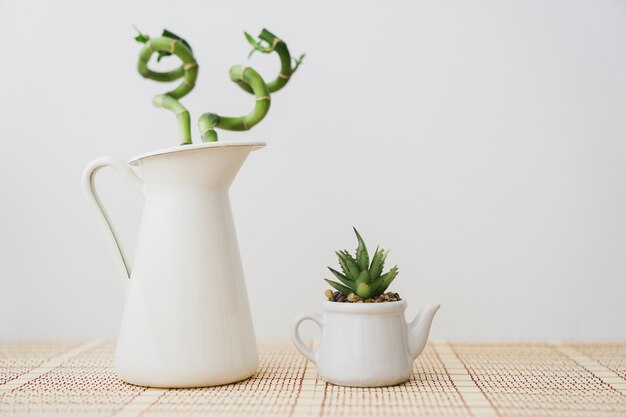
[83,141,264,388]
[292,301,440,387]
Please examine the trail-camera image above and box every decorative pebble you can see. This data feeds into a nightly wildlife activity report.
[347,293,360,302]
[325,289,402,302]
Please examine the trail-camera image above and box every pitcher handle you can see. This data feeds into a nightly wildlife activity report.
[82,157,144,286]
[292,313,323,364]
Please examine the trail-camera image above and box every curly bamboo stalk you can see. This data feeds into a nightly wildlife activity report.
[137,36,198,145]
[198,66,270,142]
[152,95,191,145]
[135,27,302,144]
[197,29,303,142]
[235,29,294,94]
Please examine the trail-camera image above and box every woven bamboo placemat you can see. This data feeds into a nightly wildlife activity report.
[1,341,625,416]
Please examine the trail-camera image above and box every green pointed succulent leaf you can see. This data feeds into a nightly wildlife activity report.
[369,246,380,275]
[357,269,370,284]
[341,250,361,279]
[353,228,369,271]
[369,247,388,280]
[335,251,350,276]
[327,267,355,289]
[325,279,352,296]
[377,266,399,294]
[369,279,383,296]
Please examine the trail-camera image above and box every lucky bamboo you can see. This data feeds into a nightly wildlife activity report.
[135,28,303,144]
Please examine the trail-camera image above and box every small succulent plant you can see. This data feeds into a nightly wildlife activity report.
[325,228,399,299]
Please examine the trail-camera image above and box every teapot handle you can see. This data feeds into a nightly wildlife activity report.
[292,313,323,364]
[82,157,144,288]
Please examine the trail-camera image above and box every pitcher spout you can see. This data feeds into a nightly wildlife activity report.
[407,304,440,359]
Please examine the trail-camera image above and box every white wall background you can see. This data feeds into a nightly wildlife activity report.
[0,0,625,342]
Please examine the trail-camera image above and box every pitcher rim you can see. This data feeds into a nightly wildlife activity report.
[129,140,266,165]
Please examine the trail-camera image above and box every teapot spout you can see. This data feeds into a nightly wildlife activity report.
[407,304,440,359]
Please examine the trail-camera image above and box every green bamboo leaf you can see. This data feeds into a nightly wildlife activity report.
[328,267,355,289]
[292,53,306,72]
[325,279,352,296]
[162,29,193,51]
[135,33,149,43]
[353,228,369,271]
[244,32,260,48]
[156,29,193,62]
[133,25,149,44]
[244,32,271,54]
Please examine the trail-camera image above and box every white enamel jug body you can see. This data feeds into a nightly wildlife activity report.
[83,141,264,387]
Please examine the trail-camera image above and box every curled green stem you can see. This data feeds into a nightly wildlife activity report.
[136,27,302,144]
[237,29,297,95]
[153,95,191,145]
[137,36,198,144]
[198,66,270,142]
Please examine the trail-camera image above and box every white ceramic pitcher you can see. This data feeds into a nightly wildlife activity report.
[82,141,264,388]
